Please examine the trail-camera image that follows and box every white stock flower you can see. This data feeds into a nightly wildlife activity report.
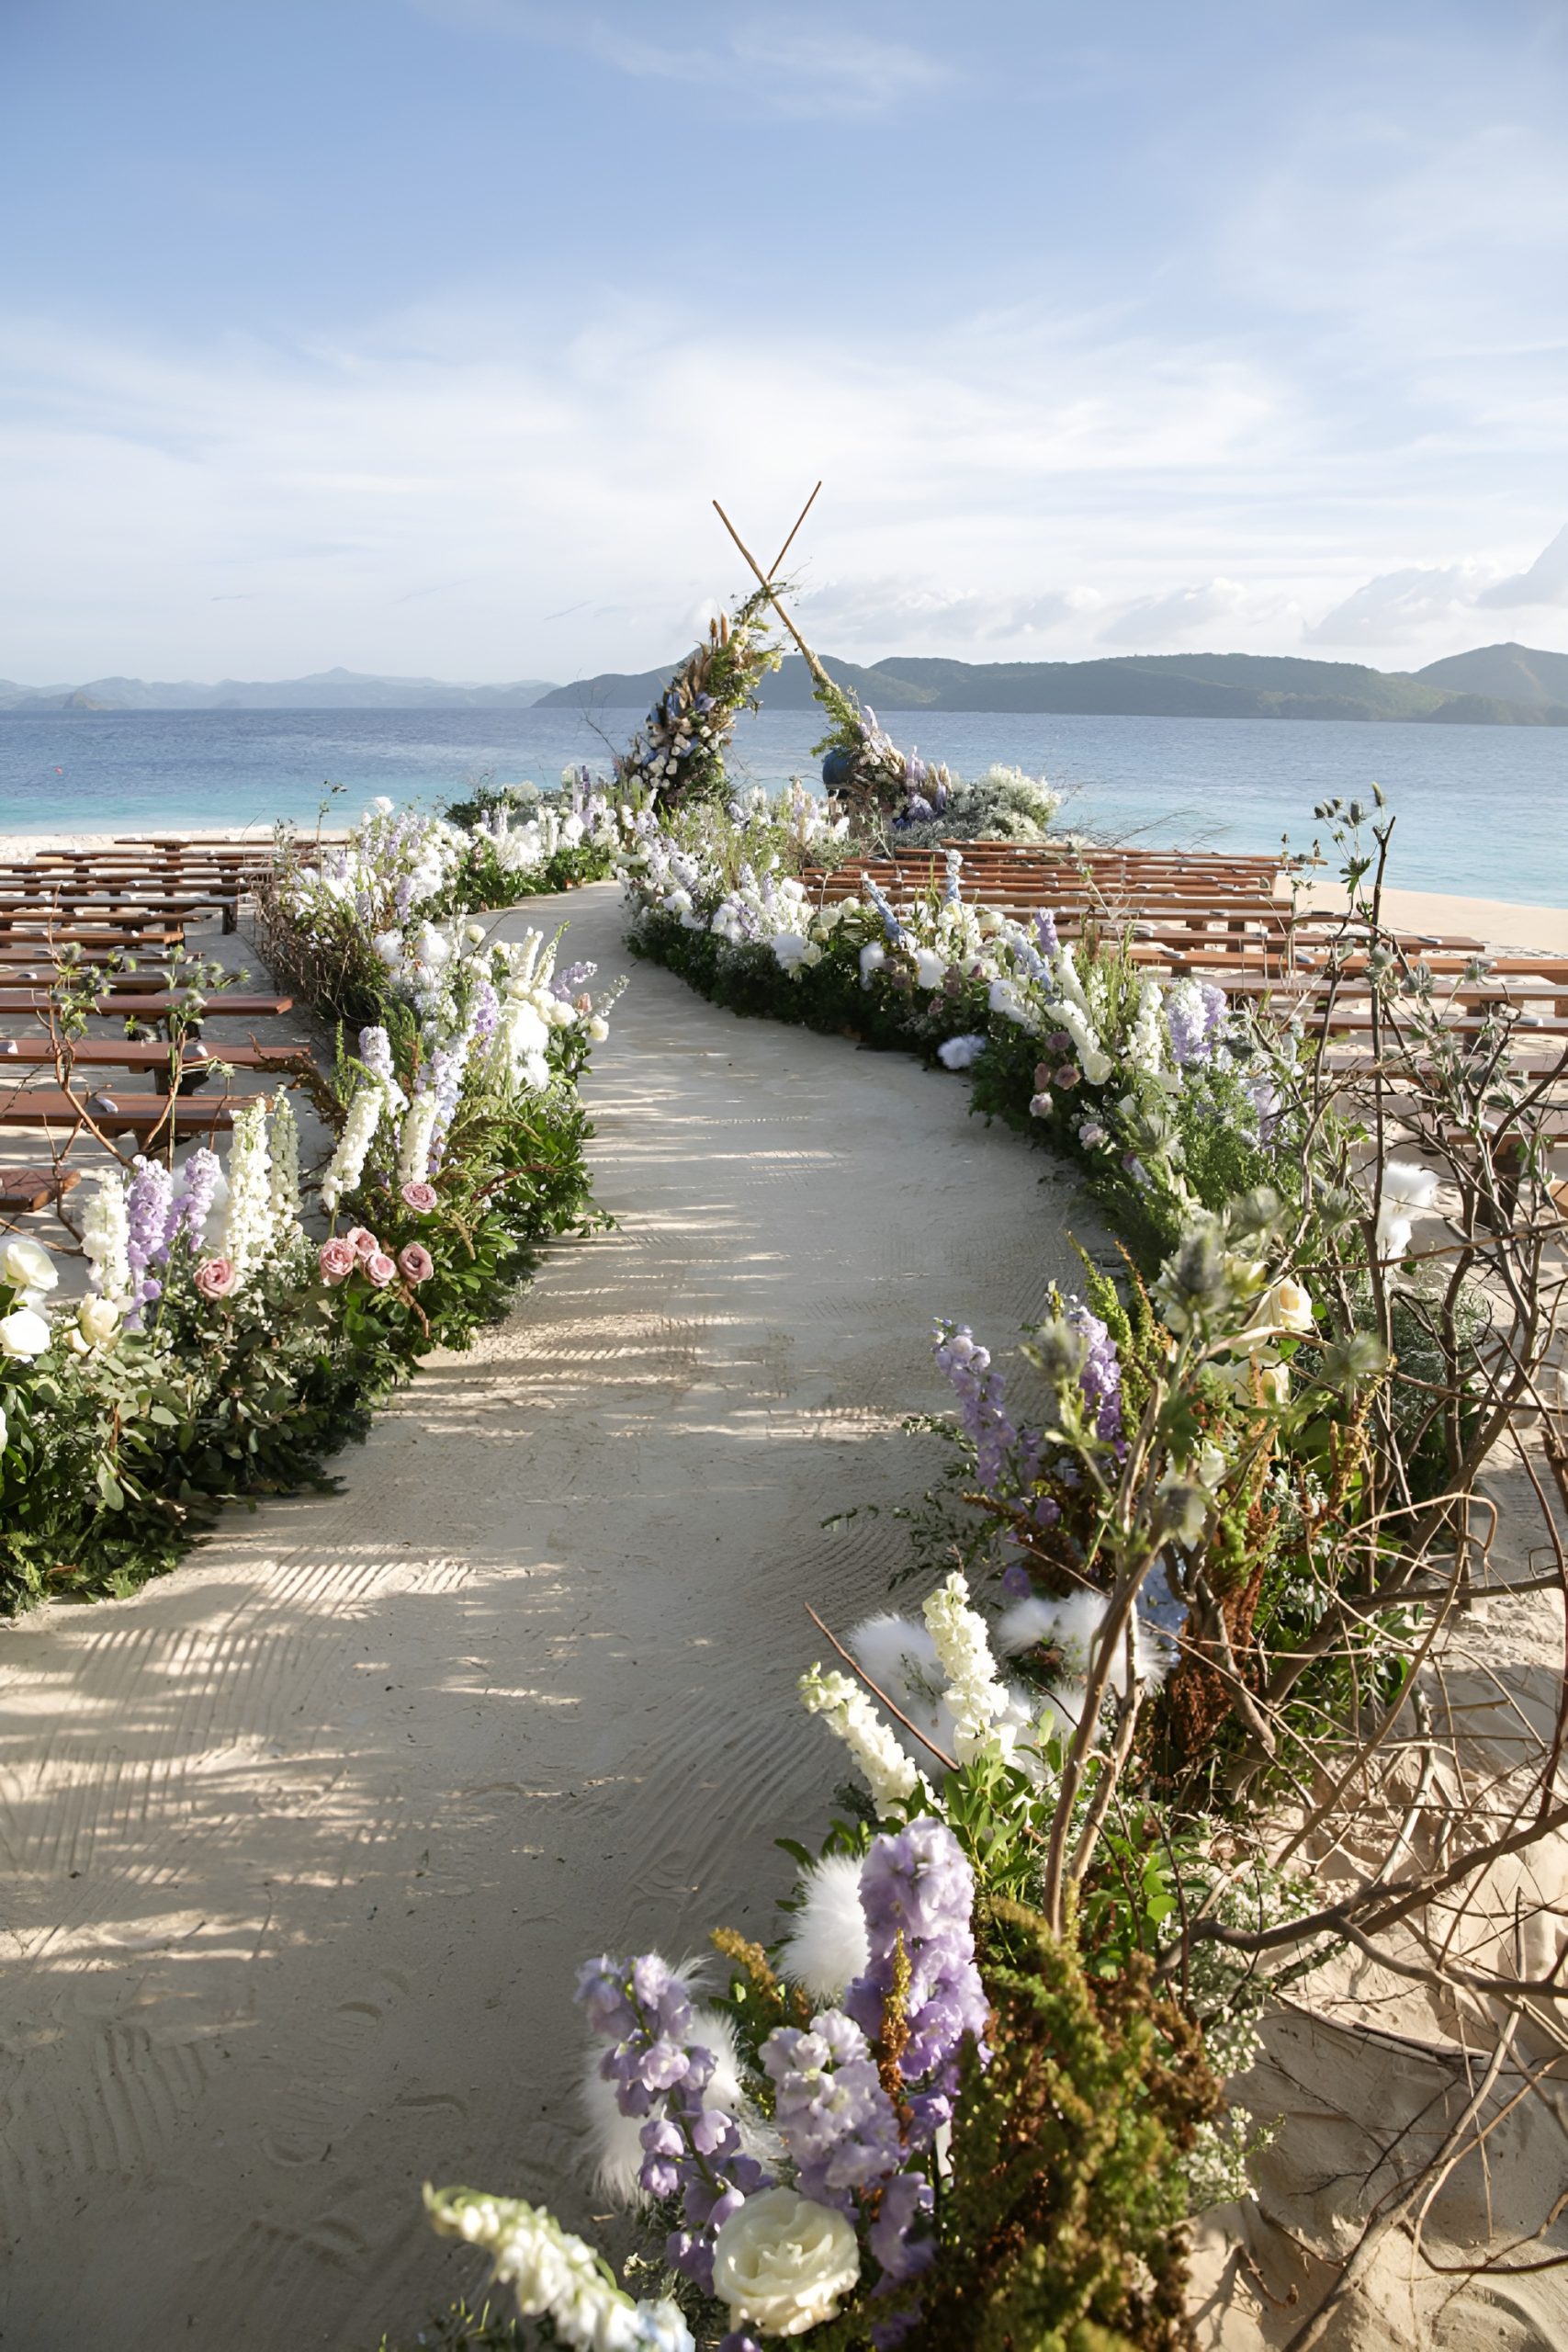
[0,1307,51,1361]
[268,1095,302,1230]
[427,2189,694,2352]
[2,1237,58,1303]
[711,2187,860,2337]
[1127,978,1166,1075]
[913,946,946,989]
[397,1092,441,1185]
[1050,999,1112,1084]
[321,1082,389,1213]
[217,1101,276,1287]
[923,1570,1014,1763]
[81,1170,132,1306]
[987,977,1033,1027]
[799,1665,922,1811]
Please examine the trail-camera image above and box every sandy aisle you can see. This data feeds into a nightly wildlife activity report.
[0,882,1090,2350]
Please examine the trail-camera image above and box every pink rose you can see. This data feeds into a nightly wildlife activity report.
[365,1250,398,1288]
[1033,1063,1054,1091]
[1055,1064,1081,1090]
[400,1181,438,1215]
[398,1243,434,1284]
[318,1237,355,1284]
[344,1225,379,1260]
[195,1256,236,1300]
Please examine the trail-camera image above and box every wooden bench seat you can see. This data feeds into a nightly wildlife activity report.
[0,1089,242,1136]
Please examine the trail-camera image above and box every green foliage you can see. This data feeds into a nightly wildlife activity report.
[371,2299,530,2351]
[901,1900,1215,2352]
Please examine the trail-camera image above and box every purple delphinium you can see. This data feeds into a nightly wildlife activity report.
[761,2010,904,2208]
[1034,908,1059,956]
[942,850,963,906]
[552,959,597,999]
[864,876,906,947]
[124,1155,176,1325]
[1166,978,1229,1069]
[1066,1302,1124,1452]
[169,1146,220,1250]
[1246,1070,1280,1145]
[575,1952,770,2294]
[845,1818,989,2150]
[357,1024,398,1089]
[933,1321,1043,1492]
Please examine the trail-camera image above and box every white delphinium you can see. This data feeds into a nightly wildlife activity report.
[923,1570,1015,1763]
[424,2188,694,2352]
[1374,1160,1440,1262]
[267,1094,302,1231]
[81,1170,132,1306]
[776,1853,872,2004]
[320,1081,389,1213]
[217,1100,275,1286]
[799,1665,925,1812]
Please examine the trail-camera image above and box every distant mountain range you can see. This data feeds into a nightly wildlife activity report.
[3,642,1566,725]
[0,666,557,712]
[537,641,1568,726]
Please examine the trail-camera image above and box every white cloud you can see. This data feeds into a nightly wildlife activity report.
[1478,520,1568,609]
[1304,559,1499,646]
[793,577,1100,651]
[1098,579,1251,649]
[411,1,950,117]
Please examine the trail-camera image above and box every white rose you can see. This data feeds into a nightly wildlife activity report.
[368,795,394,815]
[711,2188,860,2337]
[372,930,403,967]
[587,1016,609,1043]
[3,1238,58,1296]
[465,920,487,944]
[78,1296,122,1348]
[0,1307,52,1362]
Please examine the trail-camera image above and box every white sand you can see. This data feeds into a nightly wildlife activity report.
[1298,879,1568,956]
[0,881,1095,2348]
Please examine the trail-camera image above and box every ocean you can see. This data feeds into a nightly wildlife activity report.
[0,705,1562,904]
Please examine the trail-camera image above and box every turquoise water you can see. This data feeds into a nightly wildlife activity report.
[0,706,1562,903]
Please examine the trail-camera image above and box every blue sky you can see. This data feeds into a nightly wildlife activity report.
[3,0,1566,682]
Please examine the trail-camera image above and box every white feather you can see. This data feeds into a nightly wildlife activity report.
[777,1853,871,2003]
[848,1611,959,1762]
[997,1587,1172,1732]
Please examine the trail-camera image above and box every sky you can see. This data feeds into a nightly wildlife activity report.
[2,0,1567,685]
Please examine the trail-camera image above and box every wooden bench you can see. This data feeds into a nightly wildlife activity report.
[0,1089,243,1136]
[0,1165,84,1209]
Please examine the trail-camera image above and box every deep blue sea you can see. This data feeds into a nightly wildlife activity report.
[0,705,1562,904]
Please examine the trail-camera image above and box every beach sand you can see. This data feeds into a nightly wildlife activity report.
[0,862,1563,2347]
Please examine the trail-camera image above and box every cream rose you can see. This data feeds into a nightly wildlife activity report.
[2,1238,58,1297]
[0,1307,52,1361]
[78,1296,123,1348]
[1235,1275,1314,1352]
[711,2188,860,2337]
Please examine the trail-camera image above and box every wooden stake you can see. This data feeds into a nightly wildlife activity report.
[713,497,838,698]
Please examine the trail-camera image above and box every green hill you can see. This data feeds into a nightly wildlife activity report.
[1412,640,1568,711]
[536,645,1568,725]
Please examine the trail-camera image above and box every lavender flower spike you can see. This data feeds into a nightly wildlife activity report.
[845,1817,989,2148]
